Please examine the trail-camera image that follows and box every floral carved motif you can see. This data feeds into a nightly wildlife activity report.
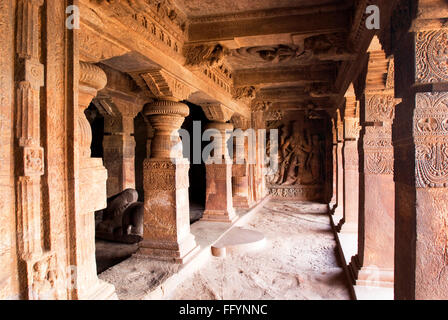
[414,92,448,188]
[416,30,448,83]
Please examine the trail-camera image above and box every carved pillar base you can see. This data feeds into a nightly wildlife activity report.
[139,159,199,263]
[203,162,237,223]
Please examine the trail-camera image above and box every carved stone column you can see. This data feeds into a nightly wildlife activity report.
[76,62,116,299]
[96,93,142,197]
[329,118,338,211]
[132,69,198,263]
[341,93,361,234]
[351,47,396,289]
[231,115,252,209]
[202,103,236,222]
[334,110,345,226]
[392,9,448,299]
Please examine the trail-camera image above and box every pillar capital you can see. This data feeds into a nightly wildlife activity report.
[231,114,251,130]
[142,99,189,159]
[79,62,107,110]
[202,103,234,123]
[130,68,196,101]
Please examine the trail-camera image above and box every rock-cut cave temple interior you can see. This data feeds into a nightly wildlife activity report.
[1,0,448,300]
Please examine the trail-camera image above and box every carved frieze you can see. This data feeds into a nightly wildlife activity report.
[143,159,189,190]
[90,0,186,61]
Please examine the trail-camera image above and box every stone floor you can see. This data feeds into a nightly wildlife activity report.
[169,200,351,300]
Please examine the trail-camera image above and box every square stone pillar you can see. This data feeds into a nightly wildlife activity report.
[393,25,448,299]
[103,134,136,196]
[203,121,236,223]
[231,115,253,209]
[341,96,361,234]
[329,119,338,211]
[333,114,345,226]
[342,139,359,233]
[139,98,199,263]
[352,52,396,288]
[97,94,142,197]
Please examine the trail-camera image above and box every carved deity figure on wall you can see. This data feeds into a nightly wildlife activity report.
[268,121,323,186]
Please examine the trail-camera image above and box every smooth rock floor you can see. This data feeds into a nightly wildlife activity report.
[169,200,351,300]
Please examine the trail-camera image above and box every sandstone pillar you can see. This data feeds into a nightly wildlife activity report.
[391,3,448,298]
[352,45,396,289]
[341,91,361,234]
[136,69,198,263]
[334,110,345,225]
[202,104,236,222]
[74,62,116,299]
[99,95,142,197]
[329,118,338,211]
[231,115,253,209]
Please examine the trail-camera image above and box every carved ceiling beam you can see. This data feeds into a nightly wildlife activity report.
[256,85,337,102]
[234,65,336,87]
[79,0,251,120]
[187,9,352,43]
[270,100,332,111]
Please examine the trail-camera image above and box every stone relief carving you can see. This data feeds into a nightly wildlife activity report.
[30,253,63,300]
[304,32,353,60]
[251,101,272,112]
[415,92,448,188]
[233,86,257,101]
[232,44,313,65]
[267,119,325,189]
[184,44,229,67]
[416,30,448,83]
[366,94,395,122]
